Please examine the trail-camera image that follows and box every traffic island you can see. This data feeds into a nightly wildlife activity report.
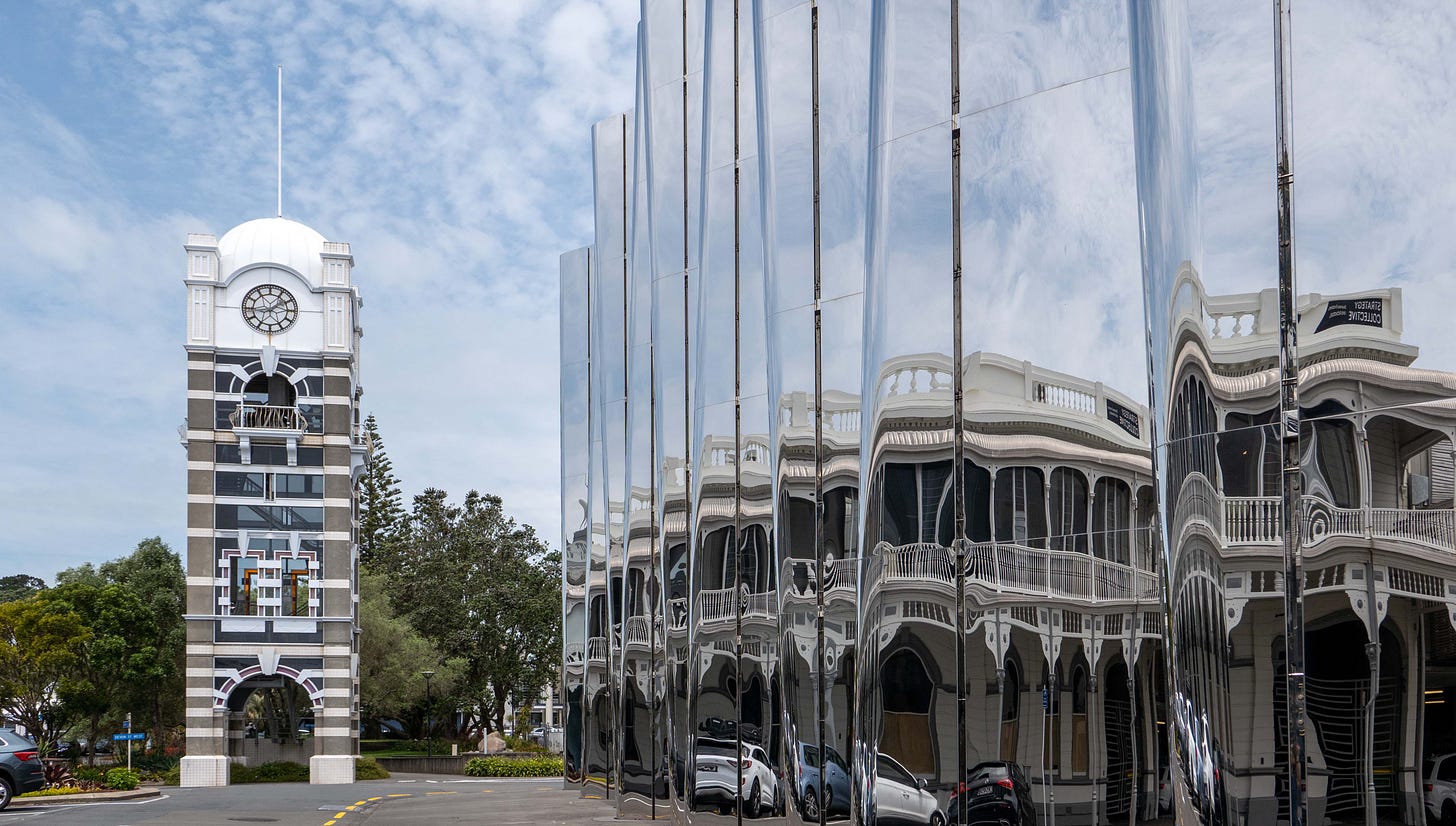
[12,787,162,807]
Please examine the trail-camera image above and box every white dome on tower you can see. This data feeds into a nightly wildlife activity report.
[217,217,328,285]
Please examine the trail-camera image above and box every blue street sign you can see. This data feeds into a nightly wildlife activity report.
[112,732,146,741]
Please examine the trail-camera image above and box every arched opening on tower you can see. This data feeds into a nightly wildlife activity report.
[225,674,319,766]
[243,373,297,408]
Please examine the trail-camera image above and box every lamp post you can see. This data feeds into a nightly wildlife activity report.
[422,671,435,759]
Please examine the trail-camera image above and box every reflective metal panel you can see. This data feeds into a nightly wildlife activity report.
[562,247,592,787]
[1290,7,1456,826]
[589,111,634,797]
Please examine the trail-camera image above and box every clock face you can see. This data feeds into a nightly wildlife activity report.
[240,284,299,334]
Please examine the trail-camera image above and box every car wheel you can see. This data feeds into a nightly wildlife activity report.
[747,780,762,818]
[0,776,12,812]
[803,788,820,821]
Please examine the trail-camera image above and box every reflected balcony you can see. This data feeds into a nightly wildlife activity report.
[861,541,1160,606]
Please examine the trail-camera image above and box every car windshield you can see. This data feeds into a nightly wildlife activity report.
[967,762,1010,780]
[699,742,737,758]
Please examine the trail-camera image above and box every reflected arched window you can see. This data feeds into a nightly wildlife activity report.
[1071,662,1089,774]
[1001,655,1021,761]
[1049,469,1089,553]
[1093,477,1132,564]
[995,467,1047,548]
[1042,662,1062,772]
[881,648,935,775]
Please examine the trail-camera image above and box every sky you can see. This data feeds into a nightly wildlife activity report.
[0,0,638,582]
[4,1,1455,584]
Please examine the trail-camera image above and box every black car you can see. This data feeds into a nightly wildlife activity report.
[0,728,45,810]
[946,761,1035,826]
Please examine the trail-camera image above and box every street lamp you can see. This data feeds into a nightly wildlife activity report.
[421,671,436,759]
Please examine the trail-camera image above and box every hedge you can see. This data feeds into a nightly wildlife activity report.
[355,757,390,780]
[464,756,564,777]
[230,761,310,784]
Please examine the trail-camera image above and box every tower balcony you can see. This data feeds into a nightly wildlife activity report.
[229,403,307,435]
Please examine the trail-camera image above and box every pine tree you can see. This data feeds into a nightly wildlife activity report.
[358,414,405,570]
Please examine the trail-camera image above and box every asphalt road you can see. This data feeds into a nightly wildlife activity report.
[0,775,614,826]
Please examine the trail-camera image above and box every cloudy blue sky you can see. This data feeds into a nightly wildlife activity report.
[0,0,637,582]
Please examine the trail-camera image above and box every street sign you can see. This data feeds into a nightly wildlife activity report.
[113,732,146,741]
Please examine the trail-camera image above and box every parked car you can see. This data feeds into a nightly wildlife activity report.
[795,741,852,821]
[691,737,777,817]
[1425,753,1456,824]
[946,761,1034,826]
[0,728,45,810]
[874,754,943,826]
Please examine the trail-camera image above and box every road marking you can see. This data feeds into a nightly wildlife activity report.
[345,805,357,811]
[387,793,412,798]
[354,800,366,806]
[334,812,346,818]
[323,821,336,826]
[367,796,382,801]
[425,791,457,795]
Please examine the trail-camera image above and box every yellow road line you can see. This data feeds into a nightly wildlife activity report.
[368,796,382,801]
[354,800,367,806]
[334,812,346,819]
[388,793,412,797]
[323,821,336,826]
[426,790,457,795]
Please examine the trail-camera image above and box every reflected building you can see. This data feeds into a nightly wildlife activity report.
[562,2,1456,826]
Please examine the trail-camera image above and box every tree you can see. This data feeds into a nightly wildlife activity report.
[358,570,462,735]
[41,582,157,765]
[98,539,186,751]
[53,539,186,752]
[0,596,85,749]
[0,575,46,604]
[358,414,405,570]
[388,489,562,739]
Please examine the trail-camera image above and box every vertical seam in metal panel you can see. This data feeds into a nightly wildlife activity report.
[810,4,827,826]
[949,0,968,817]
[1273,1,1306,824]
[732,3,745,824]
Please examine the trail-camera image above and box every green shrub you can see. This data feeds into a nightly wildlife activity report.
[249,761,310,783]
[73,765,105,784]
[502,736,551,753]
[104,768,140,791]
[162,764,181,786]
[19,786,86,797]
[229,762,256,784]
[463,756,564,778]
[354,757,390,780]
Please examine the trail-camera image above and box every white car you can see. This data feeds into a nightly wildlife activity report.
[1426,753,1456,825]
[693,738,777,817]
[875,754,943,826]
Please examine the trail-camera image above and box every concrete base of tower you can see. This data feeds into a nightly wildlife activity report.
[310,754,356,784]
[180,755,231,787]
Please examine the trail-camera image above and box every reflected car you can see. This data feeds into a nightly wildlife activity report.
[1426,754,1456,825]
[796,742,852,820]
[874,754,942,826]
[692,738,777,817]
[0,728,44,810]
[946,761,1034,826]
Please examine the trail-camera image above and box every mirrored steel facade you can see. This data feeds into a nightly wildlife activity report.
[563,3,1456,825]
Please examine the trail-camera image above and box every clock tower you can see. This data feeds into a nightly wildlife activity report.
[179,217,367,786]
